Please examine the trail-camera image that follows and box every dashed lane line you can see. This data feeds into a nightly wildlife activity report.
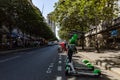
[59,57,62,60]
[58,61,62,64]
[56,76,62,80]
[46,67,52,73]
[58,66,62,71]
[67,77,76,80]
[49,63,54,67]
[59,55,62,60]
[46,63,54,74]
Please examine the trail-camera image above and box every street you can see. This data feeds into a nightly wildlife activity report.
[0,45,116,80]
[1,0,120,80]
[0,45,66,80]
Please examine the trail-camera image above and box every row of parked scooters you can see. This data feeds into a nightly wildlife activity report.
[65,57,101,77]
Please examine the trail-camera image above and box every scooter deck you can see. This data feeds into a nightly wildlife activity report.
[65,56,101,77]
[67,71,100,77]
[74,67,93,71]
[72,61,94,71]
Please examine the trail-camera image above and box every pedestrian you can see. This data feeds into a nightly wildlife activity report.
[67,44,77,62]
[59,42,67,52]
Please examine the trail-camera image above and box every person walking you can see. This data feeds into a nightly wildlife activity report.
[67,44,77,62]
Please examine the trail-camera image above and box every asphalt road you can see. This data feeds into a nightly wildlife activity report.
[0,45,113,80]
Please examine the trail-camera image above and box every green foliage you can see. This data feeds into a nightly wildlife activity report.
[0,0,57,40]
[52,0,119,40]
[58,28,69,40]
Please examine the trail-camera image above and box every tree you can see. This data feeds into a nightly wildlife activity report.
[52,0,119,50]
[0,0,57,42]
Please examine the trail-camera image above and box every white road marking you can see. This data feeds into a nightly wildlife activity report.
[58,61,62,64]
[46,69,51,73]
[56,76,62,80]
[59,55,62,59]
[46,63,54,73]
[46,68,52,73]
[67,77,76,80]
[49,63,54,67]
[59,57,61,60]
[58,66,62,71]
[0,56,20,63]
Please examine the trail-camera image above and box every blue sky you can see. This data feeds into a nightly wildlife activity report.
[32,0,58,19]
[32,0,60,39]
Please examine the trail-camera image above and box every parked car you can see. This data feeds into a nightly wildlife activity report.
[47,42,53,46]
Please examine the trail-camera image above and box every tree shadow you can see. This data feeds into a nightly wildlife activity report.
[77,46,120,54]
[73,55,81,58]
[65,57,115,80]
[97,57,120,68]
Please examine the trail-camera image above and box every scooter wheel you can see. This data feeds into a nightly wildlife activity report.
[93,69,101,77]
[91,66,94,71]
[65,66,70,75]
[95,72,101,77]
[98,72,101,77]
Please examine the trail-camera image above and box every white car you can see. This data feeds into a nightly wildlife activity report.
[48,42,53,46]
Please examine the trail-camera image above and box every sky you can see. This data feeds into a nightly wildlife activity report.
[32,0,60,39]
[32,0,58,19]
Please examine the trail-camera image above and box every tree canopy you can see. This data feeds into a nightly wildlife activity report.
[0,0,57,40]
[51,0,119,40]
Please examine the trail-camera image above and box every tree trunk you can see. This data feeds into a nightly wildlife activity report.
[95,40,100,53]
[81,26,85,50]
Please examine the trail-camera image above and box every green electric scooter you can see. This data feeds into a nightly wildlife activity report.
[65,57,101,77]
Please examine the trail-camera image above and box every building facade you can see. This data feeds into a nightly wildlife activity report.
[47,14,56,35]
[85,17,120,49]
[85,1,120,49]
[0,0,42,49]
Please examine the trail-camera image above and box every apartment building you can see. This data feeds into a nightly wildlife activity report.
[47,13,56,35]
[84,1,120,49]
[85,16,120,49]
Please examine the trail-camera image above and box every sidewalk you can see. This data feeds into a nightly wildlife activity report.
[75,49,120,76]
